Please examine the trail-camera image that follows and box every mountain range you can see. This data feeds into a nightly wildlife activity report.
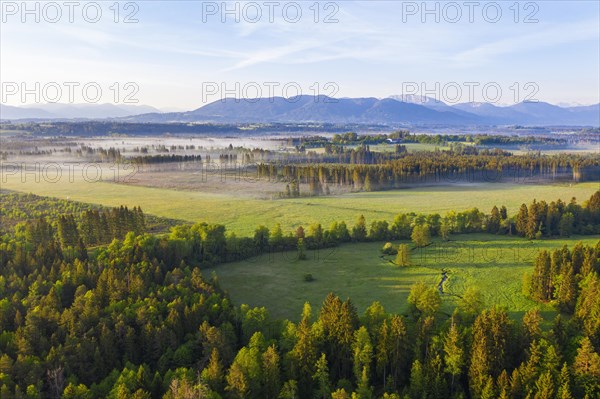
[1,96,598,126]
[0,103,161,120]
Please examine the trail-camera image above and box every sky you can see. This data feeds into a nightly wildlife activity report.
[1,0,599,110]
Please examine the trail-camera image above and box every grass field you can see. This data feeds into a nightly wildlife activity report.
[1,174,597,235]
[205,234,600,320]
[1,171,597,235]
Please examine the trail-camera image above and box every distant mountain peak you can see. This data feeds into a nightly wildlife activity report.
[388,94,446,105]
[0,103,162,120]
[2,98,598,126]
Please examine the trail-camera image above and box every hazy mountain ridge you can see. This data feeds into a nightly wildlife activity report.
[128,96,599,126]
[2,97,599,126]
[0,103,161,120]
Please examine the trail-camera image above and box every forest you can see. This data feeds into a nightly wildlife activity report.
[0,190,599,398]
[267,152,600,197]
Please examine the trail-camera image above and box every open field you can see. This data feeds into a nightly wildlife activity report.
[205,234,600,320]
[1,173,597,235]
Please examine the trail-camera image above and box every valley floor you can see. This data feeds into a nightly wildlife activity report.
[204,234,600,320]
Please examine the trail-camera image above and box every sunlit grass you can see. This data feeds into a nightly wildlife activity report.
[205,234,600,320]
[2,173,597,236]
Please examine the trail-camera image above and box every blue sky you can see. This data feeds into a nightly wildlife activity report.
[1,1,598,109]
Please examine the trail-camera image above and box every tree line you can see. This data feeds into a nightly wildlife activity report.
[257,153,600,196]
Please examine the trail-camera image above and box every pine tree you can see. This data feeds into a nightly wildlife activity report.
[270,224,284,250]
[573,337,600,396]
[364,173,372,192]
[516,204,529,236]
[534,371,555,399]
[375,320,390,388]
[509,368,524,398]
[522,308,543,348]
[395,244,410,267]
[530,251,551,301]
[469,308,512,397]
[352,215,367,242]
[500,205,508,220]
[354,367,373,399]
[497,370,510,399]
[526,200,542,239]
[556,263,577,313]
[319,294,358,381]
[444,321,464,391]
[200,348,223,392]
[278,380,298,399]
[411,224,431,248]
[297,238,307,261]
[556,363,573,399]
[480,375,496,399]
[263,345,281,399]
[409,360,425,398]
[225,362,248,399]
[352,326,373,382]
[388,316,408,389]
[487,206,501,233]
[574,272,600,339]
[312,354,330,399]
[292,303,317,393]
[558,213,574,237]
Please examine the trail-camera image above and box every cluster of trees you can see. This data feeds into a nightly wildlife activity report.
[320,144,407,165]
[1,191,176,237]
[473,135,567,147]
[256,153,600,195]
[128,152,260,167]
[331,132,394,144]
[0,193,96,233]
[75,146,122,162]
[526,242,600,317]
[16,206,146,250]
[514,192,600,238]
[129,155,204,165]
[77,207,146,245]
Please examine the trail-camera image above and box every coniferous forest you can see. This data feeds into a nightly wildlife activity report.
[0,190,599,399]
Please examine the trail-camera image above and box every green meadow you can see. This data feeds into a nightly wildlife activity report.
[1,171,597,236]
[205,234,600,320]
